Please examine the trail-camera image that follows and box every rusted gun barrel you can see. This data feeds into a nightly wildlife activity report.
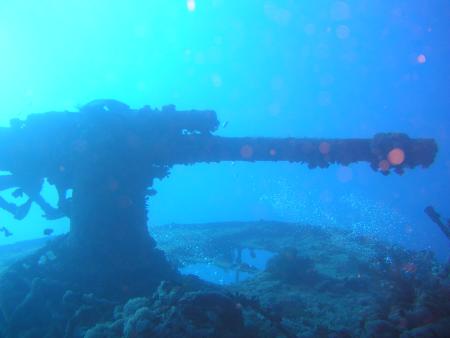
[162,133,437,174]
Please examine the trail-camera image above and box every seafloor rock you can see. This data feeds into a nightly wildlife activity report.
[265,247,322,285]
[1,221,449,337]
[399,318,450,338]
[83,279,292,338]
[2,274,286,337]
[363,319,399,337]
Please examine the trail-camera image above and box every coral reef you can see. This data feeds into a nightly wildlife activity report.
[153,221,450,337]
[0,221,449,337]
[265,247,321,285]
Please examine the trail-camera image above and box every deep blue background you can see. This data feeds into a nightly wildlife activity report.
[0,1,449,260]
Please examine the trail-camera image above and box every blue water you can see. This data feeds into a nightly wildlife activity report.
[0,0,449,261]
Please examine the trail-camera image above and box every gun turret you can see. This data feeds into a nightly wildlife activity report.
[0,101,438,226]
[0,100,439,303]
[0,102,437,175]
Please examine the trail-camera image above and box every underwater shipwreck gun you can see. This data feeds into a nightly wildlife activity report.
[0,99,439,302]
[0,100,437,175]
[0,100,438,250]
